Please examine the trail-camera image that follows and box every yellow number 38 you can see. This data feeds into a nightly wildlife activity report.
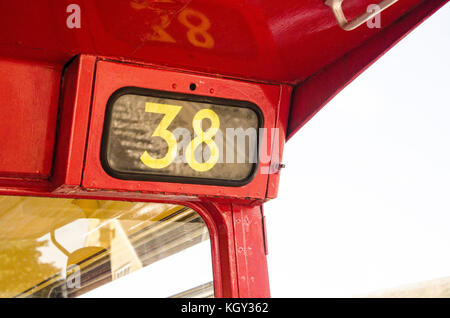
[140,102,220,172]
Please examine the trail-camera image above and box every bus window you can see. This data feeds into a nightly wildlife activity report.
[0,196,214,298]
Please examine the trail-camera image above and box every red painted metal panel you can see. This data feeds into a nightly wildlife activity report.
[266,84,292,200]
[0,0,435,85]
[52,55,96,191]
[232,204,270,297]
[197,201,240,298]
[0,58,61,179]
[82,59,281,201]
[258,0,424,84]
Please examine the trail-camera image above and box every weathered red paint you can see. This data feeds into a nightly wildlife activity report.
[232,204,270,297]
[0,0,440,84]
[0,0,447,298]
[52,55,96,190]
[265,84,292,200]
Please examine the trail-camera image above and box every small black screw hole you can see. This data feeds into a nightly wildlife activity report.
[189,83,197,91]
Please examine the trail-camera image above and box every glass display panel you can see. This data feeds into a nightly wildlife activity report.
[102,89,262,186]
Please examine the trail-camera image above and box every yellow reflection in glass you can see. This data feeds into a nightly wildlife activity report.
[0,196,213,298]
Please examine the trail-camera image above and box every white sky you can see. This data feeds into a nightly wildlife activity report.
[265,2,450,297]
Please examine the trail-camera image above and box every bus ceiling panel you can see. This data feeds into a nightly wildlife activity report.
[0,0,432,84]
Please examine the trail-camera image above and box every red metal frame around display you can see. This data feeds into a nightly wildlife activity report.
[82,58,288,201]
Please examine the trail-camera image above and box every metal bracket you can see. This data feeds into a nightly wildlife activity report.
[325,0,399,31]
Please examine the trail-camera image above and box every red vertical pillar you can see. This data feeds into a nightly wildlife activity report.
[232,203,270,298]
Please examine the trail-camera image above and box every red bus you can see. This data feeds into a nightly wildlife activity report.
[0,0,447,298]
